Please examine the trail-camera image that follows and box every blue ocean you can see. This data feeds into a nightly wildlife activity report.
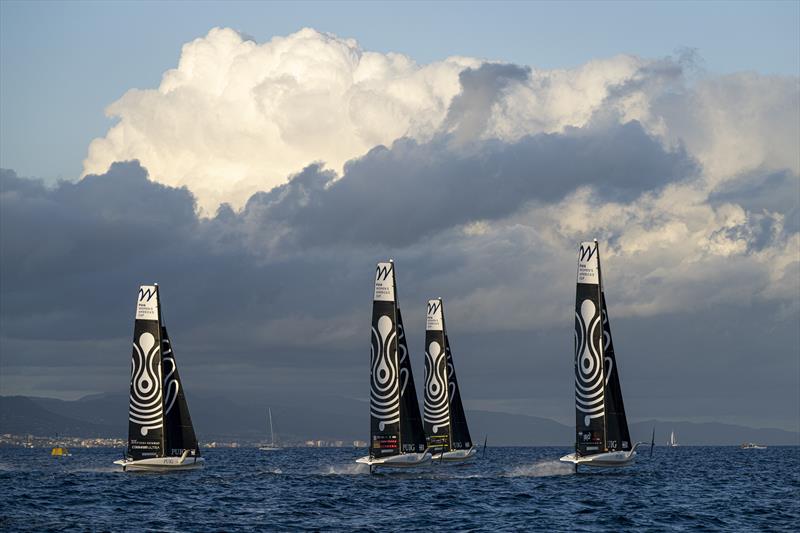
[1,446,798,531]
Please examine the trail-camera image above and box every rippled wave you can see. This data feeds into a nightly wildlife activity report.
[0,446,797,531]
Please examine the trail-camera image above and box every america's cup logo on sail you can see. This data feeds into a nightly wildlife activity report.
[578,244,596,263]
[577,241,599,285]
[426,298,443,331]
[136,285,159,320]
[373,262,395,302]
[129,331,164,435]
[424,340,449,433]
[575,298,604,427]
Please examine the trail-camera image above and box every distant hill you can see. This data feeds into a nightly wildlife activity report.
[1,394,797,446]
[0,396,114,437]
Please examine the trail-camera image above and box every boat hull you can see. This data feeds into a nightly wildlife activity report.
[114,456,205,472]
[259,446,281,451]
[431,446,477,463]
[559,450,637,468]
[356,451,432,469]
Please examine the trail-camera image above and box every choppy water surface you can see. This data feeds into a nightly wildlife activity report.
[1,446,798,531]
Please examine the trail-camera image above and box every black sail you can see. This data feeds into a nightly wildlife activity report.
[600,292,631,451]
[127,285,165,460]
[396,308,427,453]
[369,261,401,458]
[161,326,200,457]
[444,333,472,450]
[574,242,606,456]
[424,299,451,451]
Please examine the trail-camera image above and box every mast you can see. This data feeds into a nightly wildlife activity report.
[369,260,401,458]
[269,408,274,446]
[574,241,606,456]
[158,285,166,457]
[424,298,451,452]
[127,284,165,460]
[597,242,607,452]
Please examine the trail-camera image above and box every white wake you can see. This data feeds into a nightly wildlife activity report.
[505,460,574,477]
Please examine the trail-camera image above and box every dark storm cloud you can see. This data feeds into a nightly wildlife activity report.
[242,120,697,248]
[0,118,696,351]
[443,63,531,143]
[1,163,198,340]
[1,109,797,430]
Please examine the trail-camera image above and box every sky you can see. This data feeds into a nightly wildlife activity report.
[2,0,799,182]
[0,1,799,431]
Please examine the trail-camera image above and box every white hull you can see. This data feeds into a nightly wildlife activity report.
[356,451,432,470]
[560,450,637,468]
[114,455,205,472]
[431,446,477,463]
[259,446,281,451]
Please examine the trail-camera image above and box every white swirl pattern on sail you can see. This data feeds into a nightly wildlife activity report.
[447,345,457,403]
[370,315,400,430]
[129,332,163,435]
[397,321,409,398]
[575,299,604,427]
[161,337,180,415]
[601,307,613,386]
[424,340,450,433]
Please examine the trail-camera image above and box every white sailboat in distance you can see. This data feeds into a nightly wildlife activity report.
[668,430,679,447]
[259,408,281,451]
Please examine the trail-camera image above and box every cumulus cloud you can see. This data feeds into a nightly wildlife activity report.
[83,27,798,216]
[4,27,798,427]
[83,28,479,212]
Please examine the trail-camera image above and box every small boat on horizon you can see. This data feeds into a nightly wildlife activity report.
[741,442,767,449]
[356,261,432,472]
[114,284,204,472]
[259,408,281,451]
[560,241,646,469]
[424,298,477,463]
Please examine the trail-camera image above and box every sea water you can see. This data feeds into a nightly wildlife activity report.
[0,446,797,531]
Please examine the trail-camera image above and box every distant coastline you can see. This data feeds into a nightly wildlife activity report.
[2,394,798,447]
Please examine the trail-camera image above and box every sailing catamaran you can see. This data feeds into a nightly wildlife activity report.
[114,284,203,472]
[560,241,644,469]
[356,261,432,472]
[424,298,476,463]
[259,408,281,451]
